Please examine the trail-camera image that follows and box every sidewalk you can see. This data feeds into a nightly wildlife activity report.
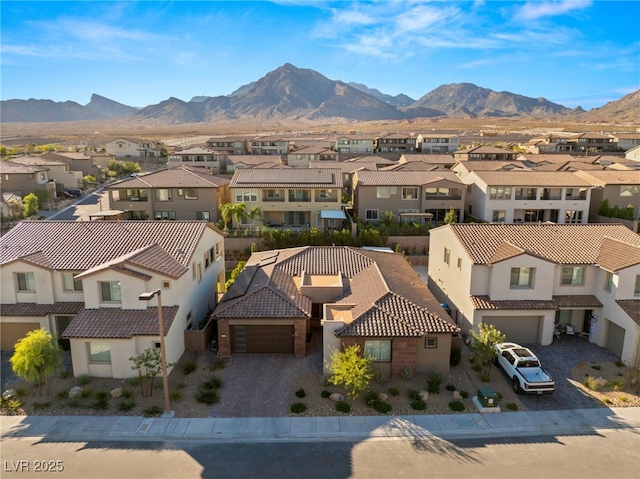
[2,408,638,444]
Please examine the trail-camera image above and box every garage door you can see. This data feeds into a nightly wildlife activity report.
[231,325,294,354]
[606,320,625,357]
[483,316,541,344]
[1,322,40,350]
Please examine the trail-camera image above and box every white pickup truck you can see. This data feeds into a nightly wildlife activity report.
[493,342,555,394]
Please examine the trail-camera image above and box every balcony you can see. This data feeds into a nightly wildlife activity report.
[262,195,285,202]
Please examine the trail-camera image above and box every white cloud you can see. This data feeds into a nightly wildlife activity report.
[515,1,592,21]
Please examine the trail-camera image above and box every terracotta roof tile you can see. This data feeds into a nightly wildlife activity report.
[230,168,342,188]
[108,166,229,189]
[63,307,178,338]
[471,171,592,187]
[355,170,463,186]
[471,296,557,310]
[597,238,640,272]
[214,284,311,319]
[0,302,84,317]
[616,301,640,326]
[553,295,603,308]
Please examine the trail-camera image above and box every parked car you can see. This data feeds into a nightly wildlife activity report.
[493,342,555,394]
[64,189,83,198]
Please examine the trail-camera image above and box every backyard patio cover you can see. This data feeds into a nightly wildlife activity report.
[320,210,347,220]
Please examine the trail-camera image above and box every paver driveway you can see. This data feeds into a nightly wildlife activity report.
[502,335,619,411]
[207,331,323,418]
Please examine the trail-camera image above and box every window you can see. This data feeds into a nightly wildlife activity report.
[197,211,210,221]
[444,248,451,266]
[566,188,587,200]
[130,211,149,220]
[162,281,171,289]
[561,266,585,285]
[111,190,120,201]
[184,188,198,200]
[604,271,614,292]
[510,267,535,288]
[88,342,111,364]
[565,210,583,223]
[216,241,223,260]
[155,189,172,201]
[364,340,391,362]
[425,337,437,348]
[63,272,83,291]
[196,263,202,283]
[402,187,418,200]
[365,209,379,221]
[620,185,634,197]
[154,211,176,220]
[235,190,258,202]
[457,258,462,270]
[635,275,640,296]
[515,188,537,200]
[126,189,148,201]
[492,210,506,222]
[489,187,512,200]
[376,187,393,198]
[100,281,122,302]
[16,272,36,292]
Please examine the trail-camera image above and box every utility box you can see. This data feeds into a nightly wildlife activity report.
[477,388,499,407]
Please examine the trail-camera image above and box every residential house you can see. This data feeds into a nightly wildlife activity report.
[225,155,283,172]
[205,137,249,155]
[248,136,290,155]
[416,133,459,153]
[42,151,110,179]
[106,166,230,222]
[105,138,164,159]
[286,146,339,168]
[454,145,517,162]
[520,134,576,153]
[308,160,379,196]
[353,170,466,223]
[626,145,640,163]
[461,171,592,224]
[517,154,580,168]
[168,146,228,174]
[611,134,640,152]
[375,133,417,153]
[0,220,226,377]
[213,246,459,376]
[567,133,617,152]
[573,170,640,222]
[451,161,530,179]
[330,135,375,154]
[229,168,343,229]
[10,155,83,192]
[390,154,456,170]
[428,223,640,362]
[0,160,56,199]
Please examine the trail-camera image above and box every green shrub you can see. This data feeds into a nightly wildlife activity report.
[202,376,223,390]
[410,400,426,411]
[363,391,381,406]
[449,400,465,412]
[128,376,142,387]
[497,392,504,401]
[15,387,27,397]
[68,399,81,408]
[615,360,625,368]
[80,389,93,399]
[117,400,136,412]
[427,371,443,393]
[96,391,109,401]
[91,398,109,411]
[143,405,164,417]
[170,390,183,402]
[77,374,91,386]
[584,375,599,390]
[59,370,73,379]
[290,402,307,414]
[121,389,133,399]
[321,390,331,398]
[335,401,351,413]
[460,391,469,399]
[209,358,227,371]
[445,384,456,392]
[184,360,197,375]
[295,388,306,398]
[471,363,483,372]
[31,401,51,411]
[374,369,389,384]
[196,388,220,405]
[387,386,399,397]
[591,364,601,371]
[620,396,629,403]
[400,366,414,381]
[372,400,392,414]
[479,374,491,382]
[608,377,625,392]
[56,391,67,400]
[1,397,23,414]
[506,403,518,411]
[176,381,186,390]
[407,389,421,401]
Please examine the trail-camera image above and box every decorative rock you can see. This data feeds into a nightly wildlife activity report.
[110,387,122,398]
[419,391,429,401]
[452,391,462,400]
[596,377,608,387]
[379,393,388,402]
[2,389,16,400]
[329,393,344,402]
[69,386,83,399]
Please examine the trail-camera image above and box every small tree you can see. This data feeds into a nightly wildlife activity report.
[380,210,396,226]
[444,207,458,224]
[22,193,39,218]
[219,203,234,230]
[6,196,22,218]
[83,174,96,188]
[247,205,263,230]
[470,323,506,380]
[130,348,163,397]
[10,329,63,396]
[327,345,373,397]
[231,203,247,229]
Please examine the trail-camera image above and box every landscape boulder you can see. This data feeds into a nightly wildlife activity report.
[2,389,16,400]
[452,391,462,400]
[69,386,83,399]
[419,391,429,402]
[378,393,388,402]
[329,393,344,402]
[110,387,123,398]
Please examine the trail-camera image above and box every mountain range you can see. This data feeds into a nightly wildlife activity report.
[1,63,637,124]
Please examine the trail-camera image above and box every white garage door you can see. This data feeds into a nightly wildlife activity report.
[483,316,541,344]
[605,320,625,358]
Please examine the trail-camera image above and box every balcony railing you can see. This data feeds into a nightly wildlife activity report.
[262,195,285,202]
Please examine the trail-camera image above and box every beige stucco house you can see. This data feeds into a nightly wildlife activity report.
[213,246,459,377]
[104,138,163,159]
[0,220,225,378]
[573,170,640,222]
[0,160,56,199]
[428,223,640,362]
[330,135,375,154]
[167,146,228,174]
[10,155,83,192]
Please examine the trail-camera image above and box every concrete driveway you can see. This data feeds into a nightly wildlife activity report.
[498,336,619,411]
[207,330,323,418]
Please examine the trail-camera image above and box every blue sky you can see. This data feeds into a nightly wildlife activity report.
[1,1,639,110]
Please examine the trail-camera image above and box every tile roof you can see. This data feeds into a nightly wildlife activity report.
[471,296,557,310]
[470,171,592,187]
[0,220,217,271]
[616,300,640,326]
[574,170,640,185]
[444,223,640,266]
[596,238,640,272]
[108,166,229,189]
[0,161,48,174]
[381,162,440,172]
[0,302,84,317]
[228,155,283,166]
[9,155,67,167]
[354,170,463,186]
[213,246,457,338]
[553,295,603,308]
[457,146,514,154]
[230,168,342,188]
[399,154,455,163]
[63,307,178,338]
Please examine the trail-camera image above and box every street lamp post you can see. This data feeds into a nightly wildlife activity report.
[138,289,173,417]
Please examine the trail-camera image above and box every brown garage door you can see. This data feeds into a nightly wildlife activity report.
[483,316,541,344]
[231,325,294,354]
[606,320,625,358]
[1,322,40,350]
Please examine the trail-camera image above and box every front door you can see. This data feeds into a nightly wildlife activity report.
[55,316,73,350]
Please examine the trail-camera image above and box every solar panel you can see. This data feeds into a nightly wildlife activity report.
[237,169,334,184]
[222,265,258,300]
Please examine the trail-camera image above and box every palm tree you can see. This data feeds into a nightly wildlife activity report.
[231,203,247,229]
[219,203,234,230]
[247,205,263,231]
